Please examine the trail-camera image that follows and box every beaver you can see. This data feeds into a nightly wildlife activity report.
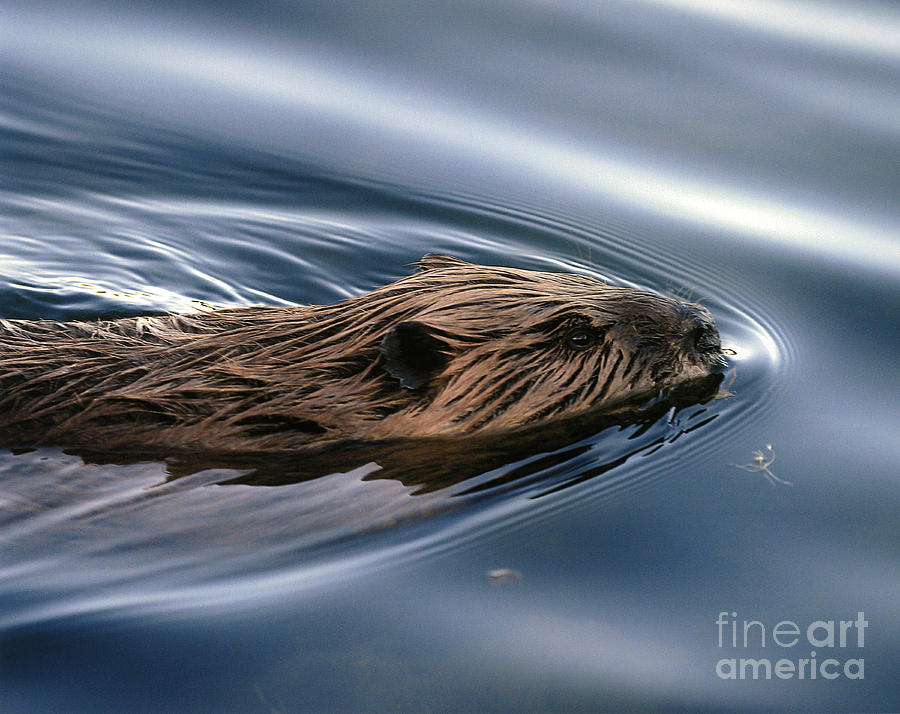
[0,255,726,455]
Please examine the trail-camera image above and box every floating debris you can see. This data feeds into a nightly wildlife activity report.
[486,568,523,585]
[733,444,792,486]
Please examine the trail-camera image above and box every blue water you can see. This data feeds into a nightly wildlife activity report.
[1,1,898,711]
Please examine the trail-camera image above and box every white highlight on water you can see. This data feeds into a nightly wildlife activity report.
[6,4,899,276]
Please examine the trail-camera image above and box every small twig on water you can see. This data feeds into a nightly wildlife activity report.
[733,444,792,486]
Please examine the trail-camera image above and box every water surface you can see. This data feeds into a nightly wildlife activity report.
[1,1,898,711]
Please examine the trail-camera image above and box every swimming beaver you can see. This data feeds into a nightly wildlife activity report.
[0,255,725,454]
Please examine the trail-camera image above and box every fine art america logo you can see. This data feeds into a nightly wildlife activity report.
[715,611,867,681]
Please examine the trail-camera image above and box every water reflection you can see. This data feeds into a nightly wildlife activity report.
[5,2,899,273]
[636,0,900,59]
[0,374,725,629]
[1,0,897,709]
[161,374,724,491]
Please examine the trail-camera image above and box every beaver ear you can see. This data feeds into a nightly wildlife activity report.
[380,321,450,389]
[415,254,473,272]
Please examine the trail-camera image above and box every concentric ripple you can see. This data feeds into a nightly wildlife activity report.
[0,170,793,624]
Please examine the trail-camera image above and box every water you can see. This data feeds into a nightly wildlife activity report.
[1,1,898,711]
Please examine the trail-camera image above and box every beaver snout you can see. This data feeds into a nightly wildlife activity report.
[679,303,725,369]
[690,321,721,354]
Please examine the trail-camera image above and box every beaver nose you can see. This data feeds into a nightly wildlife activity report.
[691,322,722,353]
[681,305,721,354]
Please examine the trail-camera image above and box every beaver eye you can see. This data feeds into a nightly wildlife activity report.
[565,328,597,351]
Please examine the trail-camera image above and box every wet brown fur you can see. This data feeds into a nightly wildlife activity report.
[0,255,724,454]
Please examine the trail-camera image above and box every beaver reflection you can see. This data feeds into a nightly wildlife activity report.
[0,255,726,467]
[169,373,723,493]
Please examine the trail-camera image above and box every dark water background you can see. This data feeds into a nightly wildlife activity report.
[1,1,898,711]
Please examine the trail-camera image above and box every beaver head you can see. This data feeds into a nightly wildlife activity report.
[0,255,725,453]
[369,254,724,436]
